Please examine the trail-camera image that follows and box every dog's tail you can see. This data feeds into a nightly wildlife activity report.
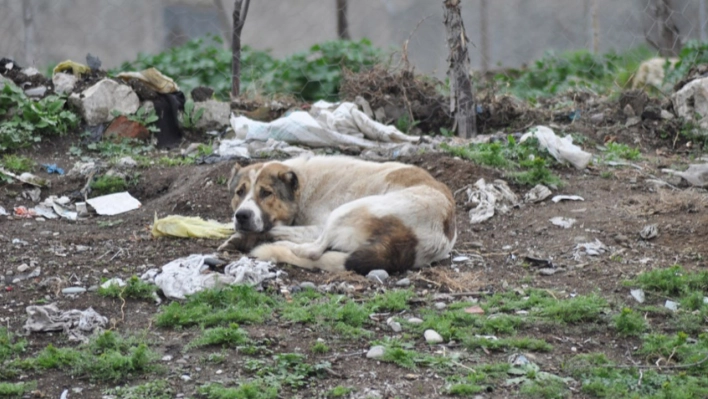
[250,244,348,273]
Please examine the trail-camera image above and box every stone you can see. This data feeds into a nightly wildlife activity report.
[433,302,447,310]
[672,77,708,130]
[424,329,444,344]
[299,282,317,290]
[386,317,402,333]
[589,112,605,124]
[660,109,675,120]
[52,73,78,94]
[191,86,214,102]
[407,317,423,325]
[69,79,139,125]
[395,278,411,287]
[366,345,385,359]
[25,86,47,97]
[116,156,138,169]
[105,115,150,141]
[366,269,389,283]
[17,264,30,273]
[193,99,230,130]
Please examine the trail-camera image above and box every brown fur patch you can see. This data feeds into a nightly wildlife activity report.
[253,163,300,227]
[385,166,456,241]
[344,215,418,275]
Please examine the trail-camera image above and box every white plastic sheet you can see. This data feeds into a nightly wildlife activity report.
[520,126,592,170]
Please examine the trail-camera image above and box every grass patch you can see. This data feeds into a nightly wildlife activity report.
[326,386,354,398]
[538,293,608,323]
[0,381,36,397]
[373,339,455,370]
[613,308,647,337]
[185,323,250,351]
[90,174,128,196]
[463,336,553,352]
[310,341,330,354]
[625,265,708,298]
[0,155,35,173]
[604,142,641,161]
[156,285,275,328]
[0,329,26,364]
[98,276,156,301]
[447,363,510,396]
[279,291,372,337]
[103,380,173,399]
[198,382,278,399]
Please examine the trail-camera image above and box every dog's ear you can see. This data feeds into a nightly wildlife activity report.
[278,170,299,192]
[227,163,242,192]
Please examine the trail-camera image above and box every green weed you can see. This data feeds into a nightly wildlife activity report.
[0,328,27,363]
[626,265,708,298]
[185,323,251,351]
[279,292,371,337]
[0,155,35,173]
[181,100,206,130]
[604,142,641,161]
[197,382,278,399]
[103,380,173,399]
[538,293,608,323]
[0,381,36,397]
[613,308,647,337]
[90,174,128,196]
[326,386,354,398]
[310,341,331,354]
[98,276,156,301]
[111,106,159,133]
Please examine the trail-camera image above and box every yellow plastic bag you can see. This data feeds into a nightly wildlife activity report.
[53,60,91,77]
[116,68,180,94]
[151,214,234,239]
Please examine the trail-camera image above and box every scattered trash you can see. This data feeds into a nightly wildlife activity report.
[639,224,658,240]
[520,126,592,170]
[395,278,411,287]
[0,205,7,216]
[538,268,560,276]
[664,300,679,312]
[86,192,141,216]
[25,86,47,97]
[552,195,585,203]
[41,164,64,175]
[549,216,576,229]
[13,206,37,218]
[62,287,87,295]
[524,184,552,203]
[662,164,708,187]
[524,255,553,268]
[11,267,41,284]
[22,303,108,342]
[0,168,49,187]
[466,178,519,224]
[630,289,645,303]
[452,256,470,263]
[573,239,608,261]
[151,214,234,239]
[424,329,444,344]
[141,254,279,300]
[509,353,531,367]
[116,67,180,94]
[100,278,126,289]
[465,305,485,315]
[23,187,41,202]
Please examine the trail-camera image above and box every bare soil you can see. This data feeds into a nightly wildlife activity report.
[1,130,707,398]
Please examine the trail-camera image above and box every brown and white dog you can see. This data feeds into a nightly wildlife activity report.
[218,155,457,275]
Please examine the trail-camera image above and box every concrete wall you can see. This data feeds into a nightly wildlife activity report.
[0,0,705,77]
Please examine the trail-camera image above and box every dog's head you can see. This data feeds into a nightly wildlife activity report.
[227,161,300,233]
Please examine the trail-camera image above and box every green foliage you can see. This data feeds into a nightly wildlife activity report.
[182,99,205,129]
[90,174,128,196]
[0,154,35,173]
[664,40,708,86]
[155,285,275,328]
[441,135,563,187]
[0,328,27,363]
[310,341,331,354]
[326,386,354,398]
[242,353,330,391]
[112,35,384,101]
[627,265,708,298]
[604,142,641,161]
[279,291,371,337]
[0,381,36,397]
[112,106,159,133]
[98,276,157,301]
[103,380,173,399]
[197,382,278,399]
[185,323,251,351]
[0,83,79,152]
[613,308,647,337]
[538,293,607,323]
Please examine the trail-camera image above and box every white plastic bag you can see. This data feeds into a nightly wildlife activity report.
[520,126,592,170]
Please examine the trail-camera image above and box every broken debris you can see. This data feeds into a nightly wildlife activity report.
[23,303,108,343]
[466,178,519,224]
[86,192,141,216]
[549,216,576,229]
[151,214,234,239]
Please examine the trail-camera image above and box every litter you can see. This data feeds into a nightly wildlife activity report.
[11,267,41,284]
[466,178,519,224]
[630,289,645,303]
[13,206,37,218]
[42,164,65,175]
[0,168,49,187]
[639,224,658,240]
[524,184,552,203]
[140,254,280,300]
[0,205,7,216]
[549,217,576,229]
[22,303,108,343]
[520,126,592,170]
[86,192,141,216]
[116,67,180,94]
[23,187,41,202]
[662,164,708,187]
[41,196,77,220]
[34,204,58,219]
[573,239,608,261]
[151,214,235,239]
[52,60,91,77]
[100,278,126,289]
[552,195,585,203]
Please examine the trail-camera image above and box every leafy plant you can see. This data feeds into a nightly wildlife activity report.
[603,142,641,161]
[613,308,647,337]
[98,276,157,301]
[182,99,205,129]
[103,380,173,399]
[111,106,159,133]
[90,175,128,196]
[0,154,35,173]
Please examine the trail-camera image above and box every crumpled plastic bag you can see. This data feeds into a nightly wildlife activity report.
[23,303,108,343]
[466,178,519,224]
[116,67,180,94]
[140,254,279,300]
[152,214,234,239]
[662,164,708,187]
[520,126,592,170]
[52,60,90,77]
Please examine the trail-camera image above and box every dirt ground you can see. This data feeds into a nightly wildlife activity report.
[1,127,707,398]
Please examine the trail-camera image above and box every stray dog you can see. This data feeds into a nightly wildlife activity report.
[218,155,457,274]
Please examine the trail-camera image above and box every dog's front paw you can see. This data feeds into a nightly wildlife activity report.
[218,232,270,253]
[218,233,243,252]
[292,243,323,261]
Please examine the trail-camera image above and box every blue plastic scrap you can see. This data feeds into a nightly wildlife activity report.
[42,164,64,175]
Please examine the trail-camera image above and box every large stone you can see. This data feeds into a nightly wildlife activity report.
[672,77,708,131]
[193,99,230,129]
[52,73,77,94]
[104,115,150,141]
[70,79,139,125]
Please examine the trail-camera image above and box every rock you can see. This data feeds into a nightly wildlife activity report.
[424,329,444,344]
[672,77,708,130]
[395,278,411,287]
[21,66,39,76]
[75,245,90,253]
[69,79,139,125]
[180,374,191,382]
[366,269,389,283]
[191,86,214,102]
[589,112,605,124]
[162,355,173,362]
[366,345,385,359]
[25,86,47,97]
[52,73,78,94]
[464,305,485,315]
[665,300,679,312]
[433,302,447,310]
[17,264,30,273]
[641,105,662,120]
[387,317,402,333]
[407,317,423,325]
[116,156,138,169]
[630,289,645,303]
[104,115,150,141]
[299,282,317,290]
[193,99,230,129]
[614,233,629,246]
[660,109,675,120]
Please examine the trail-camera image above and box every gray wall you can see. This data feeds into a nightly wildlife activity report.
[1,0,705,78]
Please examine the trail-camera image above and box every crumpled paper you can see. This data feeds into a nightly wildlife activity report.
[466,178,519,224]
[23,303,108,342]
[141,254,280,300]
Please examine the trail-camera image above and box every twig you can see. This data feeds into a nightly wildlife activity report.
[325,350,366,360]
[615,354,708,370]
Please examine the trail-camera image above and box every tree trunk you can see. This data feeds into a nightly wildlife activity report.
[231,0,250,99]
[443,0,476,138]
[645,0,681,57]
[336,0,350,40]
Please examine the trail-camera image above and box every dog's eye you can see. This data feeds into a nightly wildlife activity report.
[260,188,272,198]
[236,186,245,196]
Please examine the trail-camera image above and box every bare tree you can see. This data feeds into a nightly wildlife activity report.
[644,0,682,57]
[336,0,350,40]
[443,0,476,138]
[231,0,251,99]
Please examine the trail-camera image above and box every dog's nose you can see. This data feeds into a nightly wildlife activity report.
[235,210,252,225]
